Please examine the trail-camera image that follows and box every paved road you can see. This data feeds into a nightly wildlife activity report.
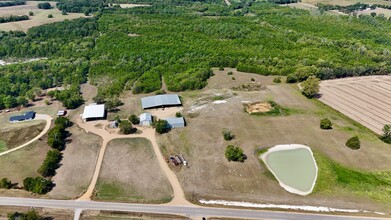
[0,197,387,220]
[0,114,52,156]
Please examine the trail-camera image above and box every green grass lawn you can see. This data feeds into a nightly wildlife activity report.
[0,140,6,152]
[314,151,391,203]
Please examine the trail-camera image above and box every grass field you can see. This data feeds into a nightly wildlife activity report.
[81,210,189,220]
[47,124,102,199]
[94,138,173,203]
[0,120,45,152]
[0,1,87,32]
[156,68,391,213]
[302,0,391,6]
[0,206,73,220]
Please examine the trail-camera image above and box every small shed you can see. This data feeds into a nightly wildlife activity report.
[9,111,36,123]
[140,113,152,126]
[57,110,67,116]
[164,117,185,128]
[82,103,106,122]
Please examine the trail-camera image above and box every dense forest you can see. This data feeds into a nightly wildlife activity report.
[0,0,390,109]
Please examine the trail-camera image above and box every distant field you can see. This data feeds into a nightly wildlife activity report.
[319,76,391,134]
[302,0,391,6]
[0,1,87,32]
[356,7,391,17]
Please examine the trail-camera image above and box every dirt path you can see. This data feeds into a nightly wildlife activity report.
[0,114,52,156]
[75,118,191,205]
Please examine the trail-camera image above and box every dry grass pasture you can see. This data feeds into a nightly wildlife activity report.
[157,68,391,212]
[0,206,73,219]
[302,0,391,6]
[48,125,101,199]
[319,75,391,134]
[0,120,45,152]
[81,210,190,220]
[94,138,173,203]
[356,7,391,17]
[0,1,87,32]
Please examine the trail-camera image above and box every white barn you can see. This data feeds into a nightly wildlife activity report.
[140,113,152,126]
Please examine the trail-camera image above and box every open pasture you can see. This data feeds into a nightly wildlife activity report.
[0,1,87,32]
[319,76,391,134]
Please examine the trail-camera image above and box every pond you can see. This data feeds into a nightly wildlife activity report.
[261,144,318,196]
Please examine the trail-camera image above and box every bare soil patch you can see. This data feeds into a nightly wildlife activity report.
[94,138,173,203]
[157,70,391,212]
[48,125,101,199]
[0,1,87,32]
[0,120,45,151]
[244,102,272,114]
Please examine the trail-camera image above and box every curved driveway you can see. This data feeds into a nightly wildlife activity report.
[0,114,52,156]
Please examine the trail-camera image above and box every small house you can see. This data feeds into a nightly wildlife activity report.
[9,111,36,123]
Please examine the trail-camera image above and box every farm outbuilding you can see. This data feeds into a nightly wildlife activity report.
[82,103,106,122]
[9,111,36,123]
[141,94,181,109]
[140,113,153,126]
[164,117,185,128]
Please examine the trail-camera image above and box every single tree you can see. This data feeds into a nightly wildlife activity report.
[301,75,320,98]
[119,120,134,134]
[0,178,12,189]
[346,136,360,150]
[129,114,140,125]
[222,130,234,141]
[175,112,182,117]
[48,14,53,18]
[29,11,34,16]
[225,145,245,162]
[320,118,332,129]
[155,119,169,134]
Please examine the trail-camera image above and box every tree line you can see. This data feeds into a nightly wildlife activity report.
[0,15,29,24]
[0,0,25,7]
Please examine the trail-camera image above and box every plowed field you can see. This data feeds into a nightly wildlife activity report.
[319,76,391,134]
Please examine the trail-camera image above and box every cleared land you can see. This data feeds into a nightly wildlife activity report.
[0,120,45,152]
[94,138,173,203]
[157,68,391,213]
[356,7,391,17]
[302,0,391,6]
[48,125,101,199]
[318,76,391,134]
[81,210,189,220]
[0,1,87,32]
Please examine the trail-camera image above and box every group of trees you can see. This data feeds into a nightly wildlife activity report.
[37,2,52,9]
[49,85,84,109]
[155,119,169,134]
[0,0,25,7]
[56,0,108,13]
[23,176,53,194]
[8,210,43,220]
[0,15,29,24]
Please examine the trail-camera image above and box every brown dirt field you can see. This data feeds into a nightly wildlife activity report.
[319,76,391,134]
[0,120,45,151]
[157,69,391,212]
[47,125,101,199]
[0,133,50,197]
[94,138,173,203]
[244,102,272,114]
[0,1,87,32]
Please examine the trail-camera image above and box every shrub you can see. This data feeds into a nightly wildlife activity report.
[154,89,166,95]
[175,112,182,117]
[48,14,53,18]
[119,120,135,134]
[232,77,236,80]
[273,77,281,83]
[23,177,53,194]
[44,100,50,105]
[286,74,297,83]
[380,124,391,144]
[222,130,234,141]
[8,210,42,220]
[227,71,233,75]
[129,114,140,125]
[0,178,12,189]
[29,11,34,16]
[155,119,169,134]
[219,66,224,71]
[346,136,360,150]
[225,145,246,162]
[320,118,332,129]
[250,77,255,82]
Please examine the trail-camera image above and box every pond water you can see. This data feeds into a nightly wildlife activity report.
[262,144,318,195]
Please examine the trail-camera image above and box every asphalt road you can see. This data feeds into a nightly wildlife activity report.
[0,197,387,220]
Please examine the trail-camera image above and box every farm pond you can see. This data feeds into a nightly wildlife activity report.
[261,144,318,196]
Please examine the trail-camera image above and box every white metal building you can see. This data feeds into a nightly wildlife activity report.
[140,112,153,126]
[82,104,105,122]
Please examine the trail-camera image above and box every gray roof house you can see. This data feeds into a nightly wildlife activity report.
[164,117,185,128]
[141,94,181,109]
[9,111,36,123]
[140,112,152,126]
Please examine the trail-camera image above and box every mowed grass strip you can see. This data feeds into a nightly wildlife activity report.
[94,138,173,203]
